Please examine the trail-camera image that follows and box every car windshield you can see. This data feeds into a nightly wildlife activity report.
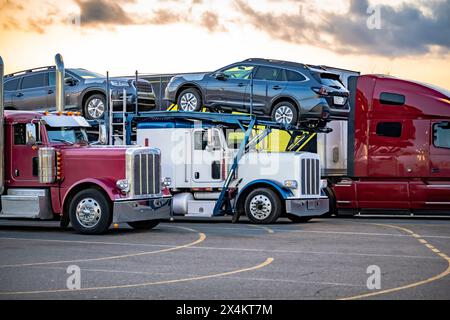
[69,69,104,79]
[46,126,89,144]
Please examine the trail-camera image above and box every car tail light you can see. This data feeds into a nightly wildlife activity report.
[312,86,329,96]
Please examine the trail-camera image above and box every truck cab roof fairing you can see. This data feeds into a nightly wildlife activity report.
[42,115,91,128]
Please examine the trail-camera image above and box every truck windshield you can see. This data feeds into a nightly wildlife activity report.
[46,126,89,145]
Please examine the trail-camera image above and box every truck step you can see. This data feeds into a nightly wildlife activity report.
[0,195,41,218]
[0,189,53,219]
[187,200,216,216]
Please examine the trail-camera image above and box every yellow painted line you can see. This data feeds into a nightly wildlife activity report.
[0,257,274,296]
[0,226,205,268]
[340,223,450,300]
[247,224,275,234]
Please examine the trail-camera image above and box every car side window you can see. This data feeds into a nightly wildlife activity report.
[21,73,46,90]
[222,65,254,80]
[254,66,282,81]
[48,72,55,86]
[433,122,450,149]
[285,70,306,82]
[5,78,19,91]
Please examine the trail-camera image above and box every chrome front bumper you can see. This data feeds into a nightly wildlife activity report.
[285,198,329,217]
[113,197,172,223]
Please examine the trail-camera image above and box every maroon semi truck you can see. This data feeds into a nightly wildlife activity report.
[322,74,450,216]
[0,55,172,234]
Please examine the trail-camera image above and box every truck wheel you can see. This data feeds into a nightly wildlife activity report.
[127,220,160,230]
[69,188,112,235]
[287,215,312,223]
[84,94,106,120]
[271,102,298,125]
[322,187,337,217]
[177,88,202,112]
[244,188,282,224]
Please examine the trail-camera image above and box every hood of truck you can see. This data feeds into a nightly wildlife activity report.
[57,146,127,190]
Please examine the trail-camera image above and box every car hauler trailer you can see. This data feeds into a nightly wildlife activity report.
[135,112,330,224]
[323,74,450,216]
[0,55,171,234]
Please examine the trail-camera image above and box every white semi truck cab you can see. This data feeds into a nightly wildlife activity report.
[136,113,329,224]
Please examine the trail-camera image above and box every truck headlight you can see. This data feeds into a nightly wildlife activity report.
[162,177,171,187]
[116,179,130,193]
[284,180,298,189]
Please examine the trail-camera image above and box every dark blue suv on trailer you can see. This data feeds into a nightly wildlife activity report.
[165,58,350,126]
[3,67,156,120]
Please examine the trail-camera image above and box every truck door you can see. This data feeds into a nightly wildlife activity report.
[191,128,224,183]
[10,123,40,184]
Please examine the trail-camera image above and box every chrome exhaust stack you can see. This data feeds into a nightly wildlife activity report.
[0,56,4,194]
[55,53,65,112]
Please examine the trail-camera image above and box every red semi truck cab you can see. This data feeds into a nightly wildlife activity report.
[331,74,450,215]
[0,54,171,234]
[0,111,172,234]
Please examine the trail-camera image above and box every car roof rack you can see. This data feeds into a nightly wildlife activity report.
[5,65,56,78]
[243,58,306,68]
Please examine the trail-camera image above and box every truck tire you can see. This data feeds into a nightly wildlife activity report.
[244,188,282,224]
[177,88,202,112]
[127,220,160,230]
[322,186,337,217]
[84,94,106,120]
[287,215,312,223]
[271,101,298,125]
[69,188,112,235]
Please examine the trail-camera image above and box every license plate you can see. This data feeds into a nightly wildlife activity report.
[333,96,346,105]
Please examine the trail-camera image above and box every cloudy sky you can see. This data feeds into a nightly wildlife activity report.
[0,0,449,88]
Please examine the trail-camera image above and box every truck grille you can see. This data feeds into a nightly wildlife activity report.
[301,158,320,196]
[127,149,161,197]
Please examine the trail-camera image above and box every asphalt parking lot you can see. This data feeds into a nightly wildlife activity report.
[0,217,449,300]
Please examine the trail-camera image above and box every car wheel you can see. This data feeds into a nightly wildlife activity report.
[127,220,160,230]
[69,188,112,235]
[244,188,282,224]
[177,88,202,112]
[287,215,312,223]
[271,102,298,125]
[84,94,106,120]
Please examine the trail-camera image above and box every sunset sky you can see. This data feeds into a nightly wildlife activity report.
[0,0,449,88]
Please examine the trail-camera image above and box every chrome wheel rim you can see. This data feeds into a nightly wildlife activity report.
[75,198,102,228]
[180,93,198,111]
[274,105,294,124]
[249,195,272,220]
[87,98,105,119]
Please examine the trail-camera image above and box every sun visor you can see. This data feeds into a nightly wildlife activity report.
[42,115,91,128]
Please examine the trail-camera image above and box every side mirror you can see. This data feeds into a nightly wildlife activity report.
[98,124,108,145]
[214,72,227,81]
[65,78,77,86]
[25,123,37,145]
